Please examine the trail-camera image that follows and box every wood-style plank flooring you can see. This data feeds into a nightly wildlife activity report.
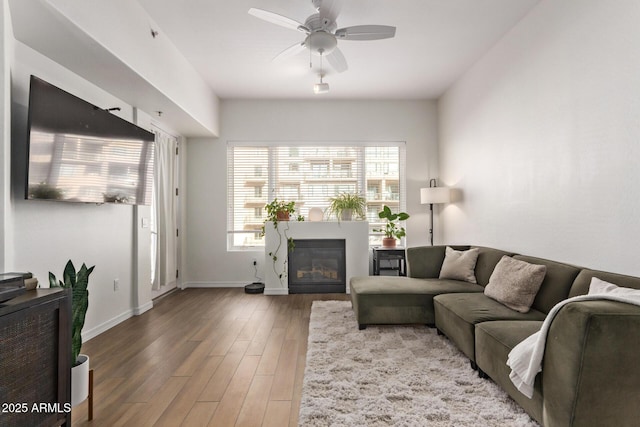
[71,288,350,427]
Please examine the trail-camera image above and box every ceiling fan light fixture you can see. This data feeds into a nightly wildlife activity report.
[306,31,337,56]
[313,82,330,94]
[313,74,329,94]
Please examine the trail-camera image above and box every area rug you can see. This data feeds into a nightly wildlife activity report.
[299,300,539,427]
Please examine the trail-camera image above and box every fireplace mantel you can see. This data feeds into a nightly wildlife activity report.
[263,221,369,295]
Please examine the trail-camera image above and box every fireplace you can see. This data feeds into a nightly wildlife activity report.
[288,239,346,293]
[264,221,368,295]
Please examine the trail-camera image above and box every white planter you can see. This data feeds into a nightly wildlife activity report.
[71,354,90,406]
[340,209,353,221]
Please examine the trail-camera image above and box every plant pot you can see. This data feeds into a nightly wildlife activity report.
[276,211,290,221]
[340,209,353,221]
[71,354,90,406]
[382,237,397,248]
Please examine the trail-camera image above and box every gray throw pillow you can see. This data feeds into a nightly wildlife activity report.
[439,247,479,284]
[484,256,546,313]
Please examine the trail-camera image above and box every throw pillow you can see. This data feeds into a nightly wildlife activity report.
[439,247,479,283]
[484,256,547,313]
[589,277,640,296]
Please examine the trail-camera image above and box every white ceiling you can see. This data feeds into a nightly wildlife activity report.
[137,0,539,99]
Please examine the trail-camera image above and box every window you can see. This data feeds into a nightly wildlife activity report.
[310,161,330,178]
[227,142,406,249]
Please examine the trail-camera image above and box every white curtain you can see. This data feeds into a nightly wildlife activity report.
[151,129,177,290]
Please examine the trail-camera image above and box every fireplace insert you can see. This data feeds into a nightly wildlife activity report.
[288,239,346,293]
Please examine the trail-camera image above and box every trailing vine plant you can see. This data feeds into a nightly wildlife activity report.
[260,199,304,282]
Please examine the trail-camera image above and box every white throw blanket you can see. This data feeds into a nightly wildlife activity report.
[507,278,640,398]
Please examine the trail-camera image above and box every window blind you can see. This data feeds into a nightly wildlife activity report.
[227,142,405,250]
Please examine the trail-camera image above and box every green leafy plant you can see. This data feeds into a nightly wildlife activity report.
[326,193,366,221]
[261,199,300,233]
[260,199,304,282]
[103,192,129,203]
[29,182,64,200]
[49,260,95,366]
[373,205,410,240]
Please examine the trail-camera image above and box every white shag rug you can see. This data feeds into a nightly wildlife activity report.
[299,300,539,427]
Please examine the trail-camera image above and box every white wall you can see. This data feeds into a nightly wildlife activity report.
[8,41,156,338]
[439,0,640,276]
[8,0,220,137]
[185,99,438,286]
[46,0,219,134]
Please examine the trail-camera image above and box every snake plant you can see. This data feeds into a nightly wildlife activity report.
[49,260,95,366]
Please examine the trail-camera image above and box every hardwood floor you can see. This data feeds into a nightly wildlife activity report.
[71,288,350,427]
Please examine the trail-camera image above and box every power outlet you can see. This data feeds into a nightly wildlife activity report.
[113,278,119,291]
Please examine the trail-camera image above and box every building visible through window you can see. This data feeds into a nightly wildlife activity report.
[227,143,406,249]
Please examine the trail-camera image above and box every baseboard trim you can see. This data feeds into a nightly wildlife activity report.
[132,301,153,316]
[183,281,289,295]
[182,281,248,288]
[264,288,289,295]
[83,309,134,342]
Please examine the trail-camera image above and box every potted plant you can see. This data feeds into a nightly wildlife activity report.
[373,205,410,247]
[327,193,366,221]
[29,182,63,200]
[49,260,95,407]
[264,199,296,223]
[260,199,304,282]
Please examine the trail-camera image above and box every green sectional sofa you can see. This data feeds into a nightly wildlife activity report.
[349,245,640,426]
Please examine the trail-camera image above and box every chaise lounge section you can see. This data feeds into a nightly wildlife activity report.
[349,245,640,426]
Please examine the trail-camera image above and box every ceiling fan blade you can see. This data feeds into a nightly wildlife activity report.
[319,0,341,26]
[325,47,348,73]
[272,41,306,62]
[248,8,309,33]
[335,25,396,41]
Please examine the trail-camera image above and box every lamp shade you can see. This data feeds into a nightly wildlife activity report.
[420,187,450,204]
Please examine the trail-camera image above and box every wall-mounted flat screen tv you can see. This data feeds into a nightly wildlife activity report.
[25,75,155,205]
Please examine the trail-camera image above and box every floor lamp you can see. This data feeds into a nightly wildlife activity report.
[420,179,451,246]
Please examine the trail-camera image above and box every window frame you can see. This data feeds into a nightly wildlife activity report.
[227,141,406,251]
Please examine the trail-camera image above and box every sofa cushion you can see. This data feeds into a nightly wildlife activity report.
[439,247,479,283]
[513,255,581,314]
[433,293,546,361]
[471,246,517,287]
[589,277,640,296]
[406,245,470,279]
[484,256,546,313]
[475,321,544,424]
[569,268,640,297]
[349,276,484,326]
[350,276,483,295]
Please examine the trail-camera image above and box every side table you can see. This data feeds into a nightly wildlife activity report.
[372,247,407,276]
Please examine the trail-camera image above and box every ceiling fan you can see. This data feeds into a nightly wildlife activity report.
[248,0,396,73]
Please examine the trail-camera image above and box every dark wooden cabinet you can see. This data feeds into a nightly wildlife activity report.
[0,288,71,427]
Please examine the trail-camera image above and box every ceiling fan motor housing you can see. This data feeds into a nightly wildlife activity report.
[304,13,337,33]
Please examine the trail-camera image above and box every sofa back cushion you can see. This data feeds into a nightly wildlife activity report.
[569,269,640,297]
[472,247,516,287]
[484,255,547,313]
[406,245,469,279]
[513,255,581,314]
[439,247,480,283]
